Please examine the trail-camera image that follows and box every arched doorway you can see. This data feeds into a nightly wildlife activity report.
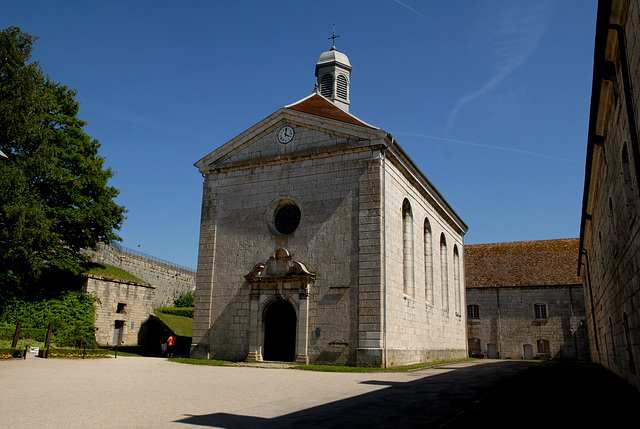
[263,299,297,362]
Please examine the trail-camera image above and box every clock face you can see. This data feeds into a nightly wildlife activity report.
[278,126,294,144]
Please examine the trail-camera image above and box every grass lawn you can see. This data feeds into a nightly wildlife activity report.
[100,344,158,357]
[82,262,147,284]
[169,357,232,366]
[154,310,193,337]
[295,359,473,372]
[169,357,476,371]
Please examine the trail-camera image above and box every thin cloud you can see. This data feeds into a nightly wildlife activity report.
[447,1,555,128]
[394,132,578,163]
[393,0,440,26]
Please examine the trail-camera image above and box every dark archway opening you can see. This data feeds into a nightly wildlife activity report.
[263,299,297,362]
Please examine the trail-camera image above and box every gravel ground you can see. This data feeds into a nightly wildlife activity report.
[0,354,532,428]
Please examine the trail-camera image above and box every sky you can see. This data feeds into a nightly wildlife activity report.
[3,0,598,270]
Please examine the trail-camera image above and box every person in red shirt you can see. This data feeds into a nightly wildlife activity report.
[167,335,176,358]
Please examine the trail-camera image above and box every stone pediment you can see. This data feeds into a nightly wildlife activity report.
[245,248,315,281]
[194,94,384,174]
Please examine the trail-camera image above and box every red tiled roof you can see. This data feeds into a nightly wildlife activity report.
[286,93,375,129]
[464,239,581,288]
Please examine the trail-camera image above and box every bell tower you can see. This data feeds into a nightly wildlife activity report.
[315,27,352,112]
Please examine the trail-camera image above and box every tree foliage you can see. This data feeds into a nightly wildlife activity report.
[173,291,195,308]
[0,291,98,348]
[0,26,125,303]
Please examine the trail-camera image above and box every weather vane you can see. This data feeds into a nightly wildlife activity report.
[328,23,340,48]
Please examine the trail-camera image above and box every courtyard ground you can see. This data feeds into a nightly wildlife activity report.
[0,355,637,428]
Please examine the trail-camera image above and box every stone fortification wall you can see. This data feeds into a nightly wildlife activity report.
[91,243,196,308]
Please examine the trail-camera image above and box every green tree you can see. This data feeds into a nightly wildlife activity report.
[0,26,125,303]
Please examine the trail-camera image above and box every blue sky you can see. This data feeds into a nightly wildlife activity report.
[3,1,598,269]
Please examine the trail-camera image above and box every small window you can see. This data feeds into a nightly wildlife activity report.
[537,339,550,354]
[116,303,127,314]
[534,303,547,319]
[467,304,479,320]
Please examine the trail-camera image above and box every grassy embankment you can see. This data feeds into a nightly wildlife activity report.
[82,262,147,284]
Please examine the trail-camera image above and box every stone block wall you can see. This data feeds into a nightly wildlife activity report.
[193,124,374,364]
[579,0,640,392]
[83,275,156,345]
[466,285,590,360]
[192,110,468,367]
[379,153,468,365]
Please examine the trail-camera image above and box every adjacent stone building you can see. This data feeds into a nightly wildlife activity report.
[465,239,589,360]
[191,45,468,366]
[84,243,196,345]
[579,0,640,391]
[82,275,156,345]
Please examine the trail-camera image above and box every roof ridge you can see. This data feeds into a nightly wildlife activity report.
[465,238,579,248]
[285,93,377,129]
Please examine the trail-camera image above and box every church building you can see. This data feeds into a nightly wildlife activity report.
[191,44,468,367]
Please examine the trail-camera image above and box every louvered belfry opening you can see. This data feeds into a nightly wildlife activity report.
[320,73,334,98]
[336,74,348,100]
[315,45,351,112]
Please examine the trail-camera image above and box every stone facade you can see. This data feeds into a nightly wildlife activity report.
[466,240,589,360]
[579,0,640,392]
[191,48,468,367]
[467,286,589,360]
[82,275,156,345]
[90,243,196,307]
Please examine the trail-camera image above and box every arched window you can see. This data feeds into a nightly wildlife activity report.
[599,232,606,276]
[623,313,636,373]
[402,199,414,297]
[454,245,461,314]
[622,143,636,220]
[609,316,617,360]
[423,218,433,305]
[609,197,618,249]
[320,73,334,98]
[440,234,448,310]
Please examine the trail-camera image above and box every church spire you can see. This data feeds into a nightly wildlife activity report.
[315,25,351,112]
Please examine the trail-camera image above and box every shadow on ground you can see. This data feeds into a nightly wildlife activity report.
[173,360,639,428]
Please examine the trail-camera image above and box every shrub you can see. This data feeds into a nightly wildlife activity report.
[0,326,48,342]
[0,291,98,347]
[39,348,109,358]
[173,291,195,308]
[0,348,24,358]
[157,307,194,318]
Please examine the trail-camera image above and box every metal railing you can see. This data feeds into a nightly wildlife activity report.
[111,242,196,274]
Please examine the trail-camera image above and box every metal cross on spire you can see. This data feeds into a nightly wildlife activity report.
[328,24,340,48]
